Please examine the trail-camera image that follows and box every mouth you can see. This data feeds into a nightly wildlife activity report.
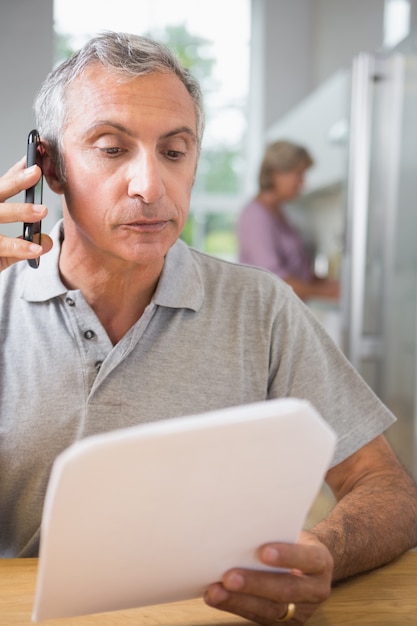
[122,220,169,233]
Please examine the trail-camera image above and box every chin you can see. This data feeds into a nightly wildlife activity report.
[126,241,173,265]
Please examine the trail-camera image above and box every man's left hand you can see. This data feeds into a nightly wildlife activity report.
[204,531,333,625]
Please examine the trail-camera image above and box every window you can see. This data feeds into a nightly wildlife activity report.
[54,0,251,260]
[384,0,411,47]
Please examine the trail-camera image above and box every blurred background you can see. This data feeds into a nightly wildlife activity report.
[2,0,417,484]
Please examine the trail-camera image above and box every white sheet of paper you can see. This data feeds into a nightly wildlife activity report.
[32,398,336,622]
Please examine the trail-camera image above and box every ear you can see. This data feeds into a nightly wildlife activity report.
[41,144,65,195]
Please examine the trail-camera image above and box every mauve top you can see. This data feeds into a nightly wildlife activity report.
[237,199,313,281]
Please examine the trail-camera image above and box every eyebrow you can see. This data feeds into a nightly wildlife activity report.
[84,121,197,143]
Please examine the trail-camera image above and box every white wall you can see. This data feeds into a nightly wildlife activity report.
[0,0,57,234]
[262,0,315,128]
[313,0,385,84]
[1,0,54,164]
[261,0,386,128]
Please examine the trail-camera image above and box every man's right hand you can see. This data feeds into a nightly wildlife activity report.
[0,157,53,272]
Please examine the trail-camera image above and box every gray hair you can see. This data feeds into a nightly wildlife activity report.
[258,140,314,191]
[34,31,205,181]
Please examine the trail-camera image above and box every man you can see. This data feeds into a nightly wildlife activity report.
[1,32,416,625]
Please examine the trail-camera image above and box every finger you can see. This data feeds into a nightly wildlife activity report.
[205,582,289,624]
[0,162,42,202]
[0,202,47,225]
[259,542,333,577]
[0,233,53,272]
[221,565,330,606]
[205,583,314,625]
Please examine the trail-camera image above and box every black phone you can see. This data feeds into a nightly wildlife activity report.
[23,129,43,268]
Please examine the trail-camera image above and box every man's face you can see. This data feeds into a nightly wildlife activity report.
[58,64,199,269]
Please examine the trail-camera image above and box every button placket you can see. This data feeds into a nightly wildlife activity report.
[62,292,111,390]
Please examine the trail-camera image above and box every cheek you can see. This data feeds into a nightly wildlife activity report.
[167,175,193,218]
[62,174,106,229]
[64,158,118,205]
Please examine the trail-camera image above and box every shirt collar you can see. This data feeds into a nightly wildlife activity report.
[21,220,204,312]
[153,237,204,312]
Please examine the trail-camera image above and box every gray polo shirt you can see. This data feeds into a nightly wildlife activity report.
[0,221,395,557]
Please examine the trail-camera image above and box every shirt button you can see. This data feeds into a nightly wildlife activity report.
[66,297,75,306]
[84,330,96,340]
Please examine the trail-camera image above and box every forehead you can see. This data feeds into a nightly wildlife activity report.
[64,64,197,135]
[274,165,307,177]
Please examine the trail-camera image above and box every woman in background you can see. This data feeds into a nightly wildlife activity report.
[237,140,339,301]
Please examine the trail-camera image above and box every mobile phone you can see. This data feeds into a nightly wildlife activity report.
[23,129,43,268]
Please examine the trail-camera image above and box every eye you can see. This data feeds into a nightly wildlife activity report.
[164,149,185,160]
[99,146,126,156]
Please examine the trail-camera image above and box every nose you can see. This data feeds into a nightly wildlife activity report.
[127,151,165,204]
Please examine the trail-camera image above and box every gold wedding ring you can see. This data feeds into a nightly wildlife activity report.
[275,602,296,622]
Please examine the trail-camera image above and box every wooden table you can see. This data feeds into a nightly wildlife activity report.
[1,552,416,625]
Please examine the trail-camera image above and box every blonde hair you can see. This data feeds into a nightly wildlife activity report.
[258,140,314,191]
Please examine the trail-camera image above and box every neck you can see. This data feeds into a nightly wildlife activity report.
[59,241,163,346]
[256,190,283,215]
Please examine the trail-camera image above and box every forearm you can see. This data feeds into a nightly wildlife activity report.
[285,276,340,301]
[310,464,417,582]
